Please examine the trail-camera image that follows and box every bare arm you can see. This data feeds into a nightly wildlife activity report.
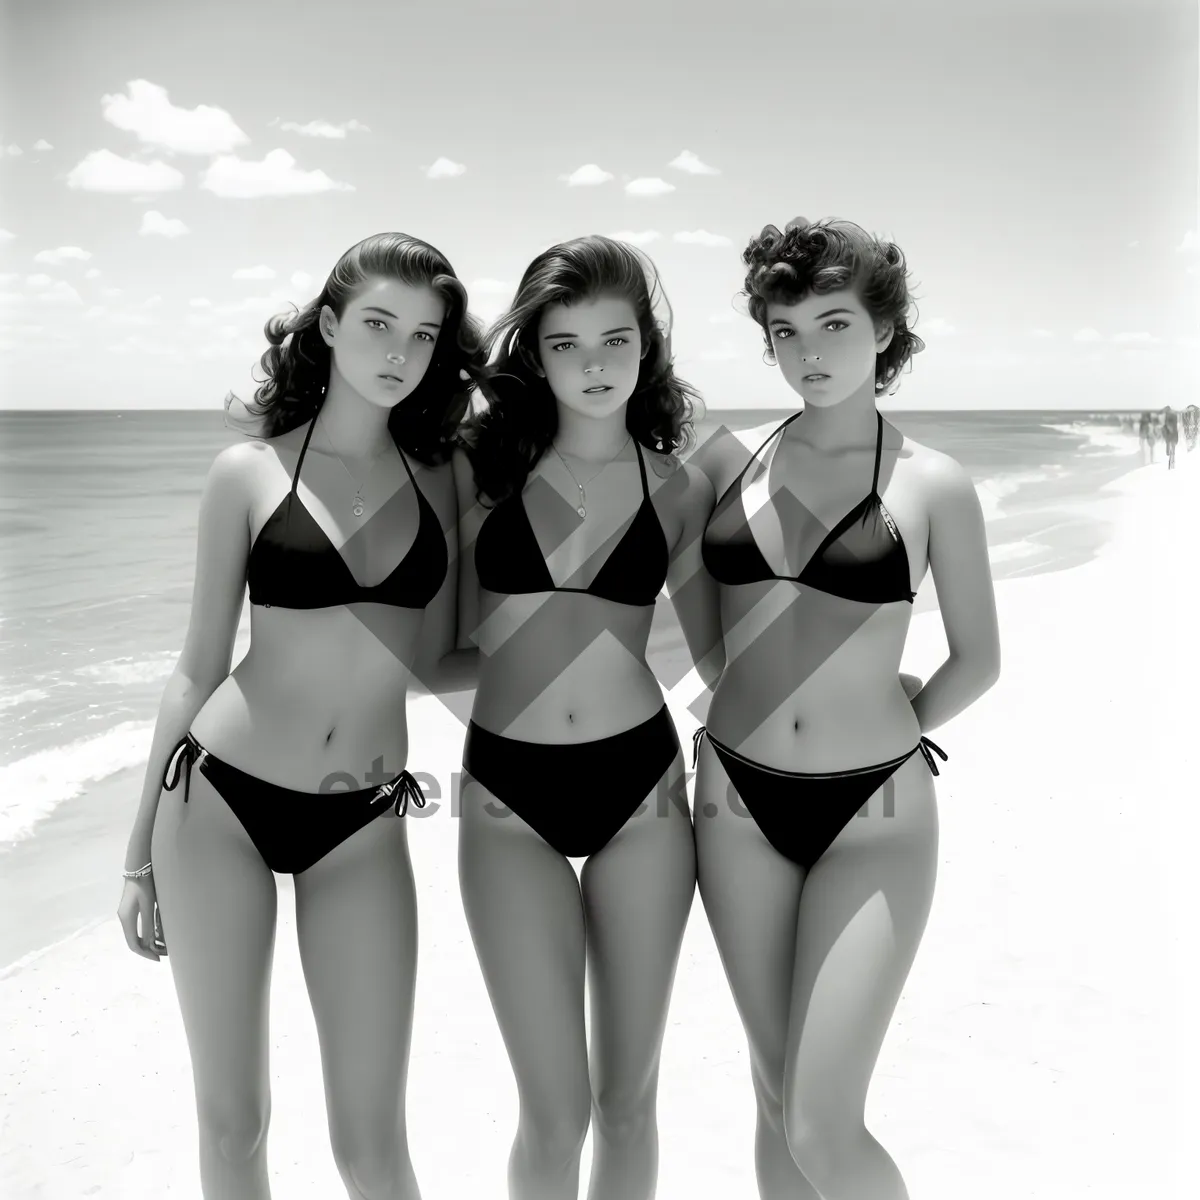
[413,446,483,695]
[909,455,1001,733]
[664,461,725,689]
[122,442,254,869]
[407,458,465,692]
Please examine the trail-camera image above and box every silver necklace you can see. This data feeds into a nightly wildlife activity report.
[319,417,385,518]
[550,434,632,518]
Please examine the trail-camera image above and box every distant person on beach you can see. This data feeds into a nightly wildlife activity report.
[116,233,484,1199]
[694,217,1001,1199]
[1138,410,1155,464]
[1184,404,1199,452]
[433,237,718,1200]
[1162,406,1179,469]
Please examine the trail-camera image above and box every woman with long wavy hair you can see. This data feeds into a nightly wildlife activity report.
[438,235,723,1200]
[115,232,485,1200]
[695,217,1001,1200]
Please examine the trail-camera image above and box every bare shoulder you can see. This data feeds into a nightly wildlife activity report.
[676,458,715,508]
[897,434,977,505]
[648,451,713,506]
[686,416,779,495]
[206,436,269,490]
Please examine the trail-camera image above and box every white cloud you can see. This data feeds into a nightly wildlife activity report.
[1072,327,1103,343]
[1177,336,1200,349]
[26,274,54,288]
[278,118,369,139]
[0,229,14,242]
[560,164,614,187]
[608,230,661,246]
[1175,230,1200,254]
[200,150,354,198]
[1127,240,1140,249]
[1113,331,1164,345]
[290,271,313,291]
[424,157,466,180]
[66,149,184,194]
[4,145,22,157]
[0,292,21,305]
[139,211,189,238]
[33,139,53,152]
[709,311,737,324]
[31,280,84,306]
[102,287,123,298]
[921,316,957,336]
[85,268,101,279]
[673,229,731,247]
[190,298,212,308]
[0,273,16,286]
[233,265,276,281]
[625,177,675,197]
[1030,328,1055,339]
[34,246,94,266]
[102,79,249,155]
[668,150,720,176]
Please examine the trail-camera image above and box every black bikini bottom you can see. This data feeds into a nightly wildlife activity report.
[161,732,427,875]
[692,726,947,871]
[462,705,681,859]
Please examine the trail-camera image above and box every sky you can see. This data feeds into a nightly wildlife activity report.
[0,0,1196,412]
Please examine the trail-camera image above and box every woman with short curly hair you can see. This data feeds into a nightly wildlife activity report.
[117,231,485,1199]
[694,217,1001,1199]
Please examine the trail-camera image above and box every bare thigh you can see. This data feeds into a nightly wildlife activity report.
[293,812,420,1157]
[785,751,939,1124]
[692,735,805,1099]
[580,748,696,1109]
[150,764,279,1141]
[458,774,592,1137]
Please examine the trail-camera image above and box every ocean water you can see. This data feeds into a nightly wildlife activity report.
[0,408,1141,851]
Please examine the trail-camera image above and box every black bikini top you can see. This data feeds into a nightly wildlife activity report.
[246,416,447,611]
[474,438,669,608]
[701,410,915,605]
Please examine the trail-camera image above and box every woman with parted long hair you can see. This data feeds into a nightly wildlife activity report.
[438,235,722,1200]
[116,232,485,1200]
[694,217,1001,1200]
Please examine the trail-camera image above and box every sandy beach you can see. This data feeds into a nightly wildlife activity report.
[2,450,1197,1200]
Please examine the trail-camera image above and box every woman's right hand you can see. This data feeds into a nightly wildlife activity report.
[117,875,167,961]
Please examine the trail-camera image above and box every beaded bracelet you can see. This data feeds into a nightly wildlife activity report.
[122,862,153,879]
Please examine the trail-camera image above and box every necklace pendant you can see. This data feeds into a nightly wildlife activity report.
[352,495,365,518]
[577,504,587,518]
